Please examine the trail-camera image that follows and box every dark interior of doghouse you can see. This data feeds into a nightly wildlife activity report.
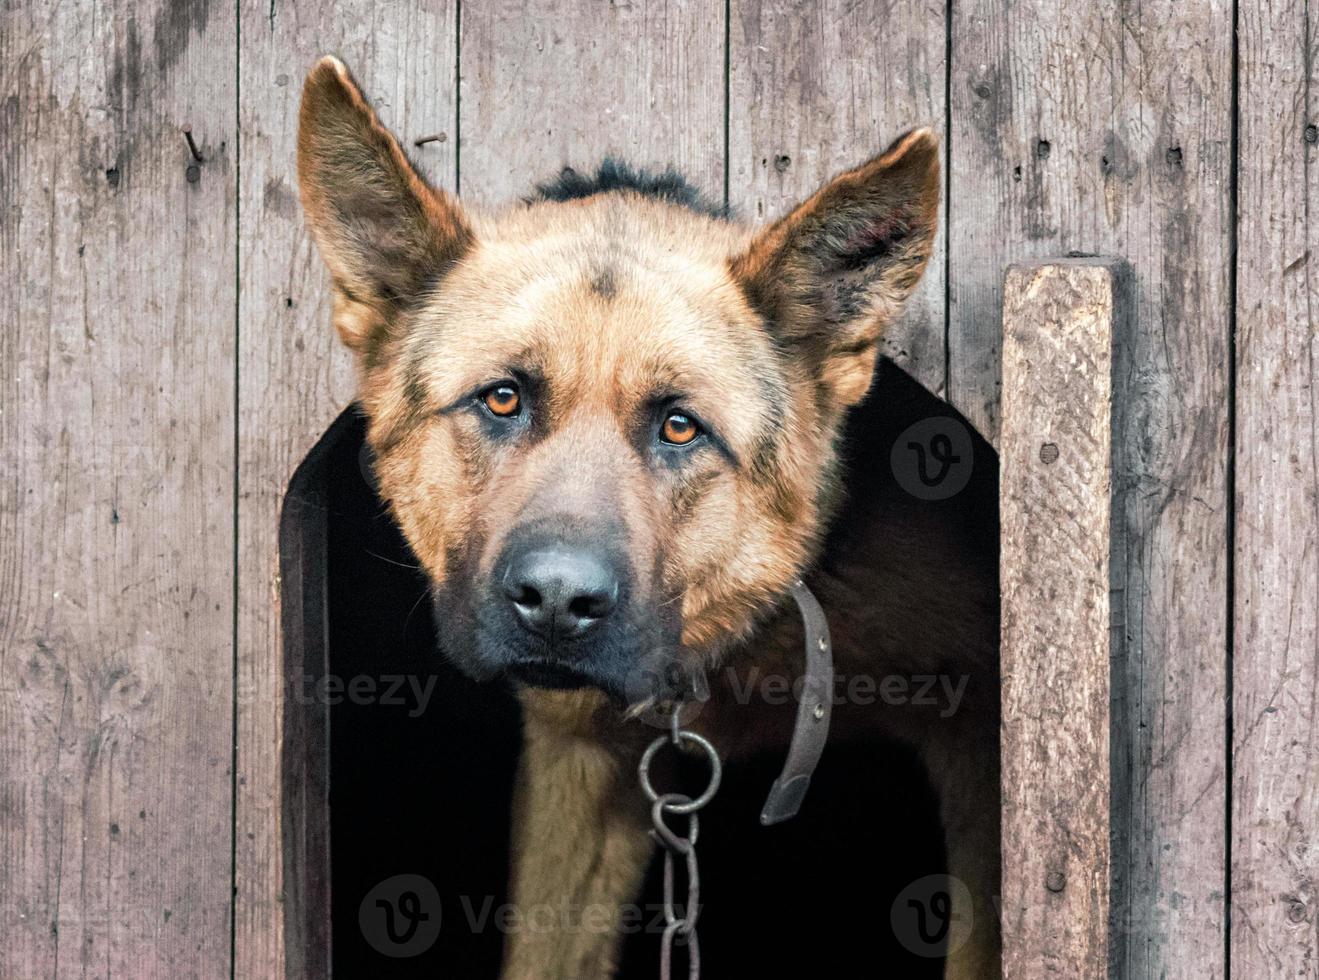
[281,358,998,977]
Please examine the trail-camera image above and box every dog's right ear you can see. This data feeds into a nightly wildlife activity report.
[297,56,472,355]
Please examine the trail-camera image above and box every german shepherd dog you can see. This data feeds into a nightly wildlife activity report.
[298,57,1001,979]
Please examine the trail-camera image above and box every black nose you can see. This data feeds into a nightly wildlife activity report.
[501,545,621,638]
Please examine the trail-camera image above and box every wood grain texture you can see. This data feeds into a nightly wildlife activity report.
[999,260,1127,979]
[234,4,457,977]
[0,4,1301,977]
[952,5,1233,976]
[0,1,236,976]
[458,0,725,211]
[728,0,947,395]
[1232,0,1319,974]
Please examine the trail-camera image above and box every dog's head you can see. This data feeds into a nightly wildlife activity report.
[297,57,940,704]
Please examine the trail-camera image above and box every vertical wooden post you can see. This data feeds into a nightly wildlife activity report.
[1,3,237,976]
[1232,0,1319,971]
[1000,259,1132,978]
[951,6,1233,976]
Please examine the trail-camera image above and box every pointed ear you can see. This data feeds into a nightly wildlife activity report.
[297,56,473,355]
[731,129,940,406]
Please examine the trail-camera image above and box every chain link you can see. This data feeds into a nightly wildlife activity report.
[638,705,721,980]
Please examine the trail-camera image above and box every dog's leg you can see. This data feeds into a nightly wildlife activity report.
[500,691,653,980]
[919,710,1003,980]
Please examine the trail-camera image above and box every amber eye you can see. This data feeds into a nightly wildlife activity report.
[660,411,701,446]
[482,383,522,418]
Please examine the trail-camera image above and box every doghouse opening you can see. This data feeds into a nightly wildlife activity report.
[281,358,997,977]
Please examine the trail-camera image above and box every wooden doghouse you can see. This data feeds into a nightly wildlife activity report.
[4,1,1314,978]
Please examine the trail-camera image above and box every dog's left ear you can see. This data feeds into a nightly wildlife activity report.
[731,129,940,407]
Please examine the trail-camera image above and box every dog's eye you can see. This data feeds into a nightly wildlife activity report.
[481,383,522,418]
[660,411,701,447]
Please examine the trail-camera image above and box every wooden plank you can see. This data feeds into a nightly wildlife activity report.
[234,4,457,977]
[458,0,725,210]
[951,5,1233,975]
[0,2,236,977]
[728,0,947,395]
[273,417,335,980]
[1232,0,1319,973]
[999,259,1129,978]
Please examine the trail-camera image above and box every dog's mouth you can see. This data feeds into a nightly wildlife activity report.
[500,650,692,709]
[447,586,688,706]
[504,658,598,691]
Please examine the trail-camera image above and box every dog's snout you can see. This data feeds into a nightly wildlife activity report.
[502,544,621,638]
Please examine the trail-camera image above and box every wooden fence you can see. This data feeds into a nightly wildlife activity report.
[1,0,1314,976]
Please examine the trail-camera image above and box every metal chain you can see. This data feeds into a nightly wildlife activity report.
[638,705,722,980]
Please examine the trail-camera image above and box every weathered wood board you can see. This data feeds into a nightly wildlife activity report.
[1,1,236,976]
[1000,259,1128,978]
[1232,0,1319,974]
[952,5,1233,977]
[234,2,458,977]
[728,0,948,395]
[1,1,1308,976]
[458,0,725,211]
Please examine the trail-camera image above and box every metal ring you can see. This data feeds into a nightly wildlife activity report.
[651,794,699,854]
[638,729,722,814]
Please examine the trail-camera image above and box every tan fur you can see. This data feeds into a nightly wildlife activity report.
[297,56,998,979]
[731,128,941,407]
[501,692,655,979]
